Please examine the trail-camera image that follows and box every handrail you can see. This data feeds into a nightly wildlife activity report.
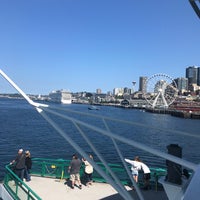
[2,158,167,200]
[4,164,42,200]
[31,157,167,190]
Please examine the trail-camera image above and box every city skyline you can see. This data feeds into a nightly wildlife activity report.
[0,1,199,95]
[1,67,199,96]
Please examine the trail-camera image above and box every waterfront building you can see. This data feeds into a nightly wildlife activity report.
[94,93,107,103]
[96,88,102,94]
[174,77,188,94]
[198,67,200,86]
[124,87,132,95]
[139,76,148,94]
[107,91,113,96]
[186,66,199,86]
[189,84,200,94]
[113,88,124,96]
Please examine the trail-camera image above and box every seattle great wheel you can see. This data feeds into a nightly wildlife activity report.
[144,74,178,109]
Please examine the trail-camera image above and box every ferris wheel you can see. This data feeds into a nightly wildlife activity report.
[144,74,178,108]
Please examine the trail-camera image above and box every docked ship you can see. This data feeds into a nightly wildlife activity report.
[49,90,72,104]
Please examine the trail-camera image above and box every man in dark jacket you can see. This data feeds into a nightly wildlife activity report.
[10,149,26,180]
[24,150,32,181]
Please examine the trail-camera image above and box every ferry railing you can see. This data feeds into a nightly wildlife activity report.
[31,158,167,191]
[3,164,42,200]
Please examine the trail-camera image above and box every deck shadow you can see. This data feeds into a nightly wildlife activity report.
[100,189,168,200]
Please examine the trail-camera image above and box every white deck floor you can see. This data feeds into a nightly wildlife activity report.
[25,176,169,200]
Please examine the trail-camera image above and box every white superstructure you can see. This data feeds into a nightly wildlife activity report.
[49,90,72,104]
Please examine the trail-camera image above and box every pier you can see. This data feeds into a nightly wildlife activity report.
[145,108,200,119]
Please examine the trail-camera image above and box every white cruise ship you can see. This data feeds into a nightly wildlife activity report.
[49,90,72,104]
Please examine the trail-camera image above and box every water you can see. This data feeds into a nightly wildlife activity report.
[0,98,200,181]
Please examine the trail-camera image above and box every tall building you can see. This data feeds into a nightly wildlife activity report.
[198,67,200,86]
[174,78,188,94]
[186,66,200,92]
[139,76,148,93]
[113,88,124,96]
[186,66,198,85]
[124,87,129,94]
[96,88,102,94]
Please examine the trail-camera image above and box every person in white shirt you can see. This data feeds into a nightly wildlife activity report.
[125,156,151,190]
[82,154,94,186]
[125,156,141,183]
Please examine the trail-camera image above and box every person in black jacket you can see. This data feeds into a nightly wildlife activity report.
[24,150,32,181]
[10,149,26,180]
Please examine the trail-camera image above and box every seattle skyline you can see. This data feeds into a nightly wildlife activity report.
[0,1,199,95]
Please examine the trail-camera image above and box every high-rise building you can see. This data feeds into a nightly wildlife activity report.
[198,67,200,86]
[113,88,124,96]
[123,87,128,93]
[186,66,200,92]
[174,78,188,94]
[96,88,102,94]
[139,76,148,93]
[186,66,198,85]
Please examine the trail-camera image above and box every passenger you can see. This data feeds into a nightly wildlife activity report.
[24,150,32,182]
[82,154,94,186]
[135,157,151,190]
[125,156,141,183]
[68,154,82,189]
[125,156,151,190]
[10,149,26,180]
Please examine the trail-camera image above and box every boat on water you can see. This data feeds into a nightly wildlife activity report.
[88,105,100,110]
[49,90,72,104]
[1,68,200,200]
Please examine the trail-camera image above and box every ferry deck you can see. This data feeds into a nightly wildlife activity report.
[7,175,168,200]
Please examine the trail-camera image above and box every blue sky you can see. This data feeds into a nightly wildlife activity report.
[0,0,199,95]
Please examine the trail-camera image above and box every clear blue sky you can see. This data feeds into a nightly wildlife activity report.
[0,0,199,95]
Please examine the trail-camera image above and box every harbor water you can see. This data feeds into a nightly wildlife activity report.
[0,98,200,181]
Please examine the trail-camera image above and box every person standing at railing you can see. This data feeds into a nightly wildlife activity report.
[125,156,151,190]
[10,149,26,181]
[68,154,82,189]
[136,157,151,190]
[24,150,32,182]
[125,156,141,184]
[82,154,94,186]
